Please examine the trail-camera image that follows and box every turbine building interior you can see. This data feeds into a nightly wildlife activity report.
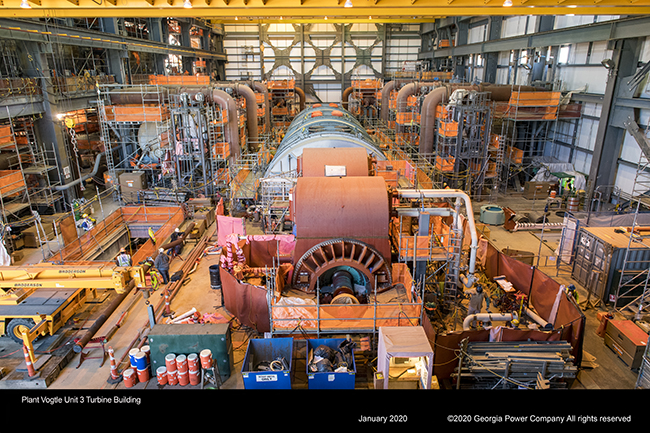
[0,1,650,408]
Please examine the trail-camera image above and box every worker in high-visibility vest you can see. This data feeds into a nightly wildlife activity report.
[115,248,132,267]
[148,227,156,245]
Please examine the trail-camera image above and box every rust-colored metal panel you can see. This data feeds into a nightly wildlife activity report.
[59,214,78,247]
[293,176,390,262]
[300,147,370,178]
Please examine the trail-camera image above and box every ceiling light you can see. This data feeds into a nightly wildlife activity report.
[503,0,513,6]
[20,0,31,8]
[183,0,192,8]
[344,0,353,7]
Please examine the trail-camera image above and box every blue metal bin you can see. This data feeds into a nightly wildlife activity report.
[306,338,356,389]
[241,338,294,389]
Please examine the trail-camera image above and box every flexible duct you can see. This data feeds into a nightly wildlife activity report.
[54,151,106,191]
[463,312,518,330]
[395,188,479,287]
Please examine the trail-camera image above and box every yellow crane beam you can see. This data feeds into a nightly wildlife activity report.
[1,0,650,20]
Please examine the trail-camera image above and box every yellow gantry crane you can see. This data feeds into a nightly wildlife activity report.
[0,264,147,358]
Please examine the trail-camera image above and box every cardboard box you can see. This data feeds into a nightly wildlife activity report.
[120,172,147,202]
[194,207,215,227]
[523,181,555,199]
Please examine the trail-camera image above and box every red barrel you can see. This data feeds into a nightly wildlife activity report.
[123,368,137,388]
[200,349,213,368]
[167,370,178,386]
[156,367,168,385]
[141,345,151,364]
[176,354,188,374]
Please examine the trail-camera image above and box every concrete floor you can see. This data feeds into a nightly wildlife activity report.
[0,190,645,395]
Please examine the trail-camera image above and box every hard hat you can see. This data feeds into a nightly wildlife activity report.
[175,228,180,233]
[159,248,164,253]
[120,248,126,253]
[82,213,88,218]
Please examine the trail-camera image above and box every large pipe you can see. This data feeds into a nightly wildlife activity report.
[295,86,306,112]
[380,80,398,123]
[463,312,518,330]
[341,86,354,110]
[419,86,448,155]
[395,188,479,287]
[251,81,271,130]
[395,82,424,135]
[233,83,259,147]
[209,88,241,159]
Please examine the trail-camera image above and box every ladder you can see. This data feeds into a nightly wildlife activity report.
[442,227,463,311]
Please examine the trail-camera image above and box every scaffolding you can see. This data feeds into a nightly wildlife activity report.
[268,79,297,131]
[97,84,172,203]
[493,90,583,194]
[348,78,383,128]
[433,91,492,199]
[614,117,650,319]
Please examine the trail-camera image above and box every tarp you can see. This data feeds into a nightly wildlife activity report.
[216,215,246,247]
[376,326,435,389]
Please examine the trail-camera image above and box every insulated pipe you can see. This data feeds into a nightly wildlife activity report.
[418,83,481,155]
[419,86,448,155]
[234,83,259,147]
[251,81,271,129]
[209,88,240,159]
[395,188,479,287]
[295,86,306,112]
[380,80,398,123]
[463,312,518,330]
[341,86,354,109]
[212,83,259,145]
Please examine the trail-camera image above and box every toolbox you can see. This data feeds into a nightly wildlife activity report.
[604,319,648,369]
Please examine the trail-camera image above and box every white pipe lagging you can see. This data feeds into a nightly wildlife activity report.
[463,312,518,330]
[395,188,479,287]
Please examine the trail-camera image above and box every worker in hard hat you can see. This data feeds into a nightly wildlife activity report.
[115,247,132,267]
[79,213,95,231]
[154,247,171,284]
[464,285,491,329]
[566,284,579,303]
[170,227,185,258]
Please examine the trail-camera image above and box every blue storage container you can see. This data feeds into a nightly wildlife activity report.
[306,338,356,389]
[241,338,294,389]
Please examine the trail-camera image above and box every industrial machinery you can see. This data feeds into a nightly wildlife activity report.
[0,264,147,344]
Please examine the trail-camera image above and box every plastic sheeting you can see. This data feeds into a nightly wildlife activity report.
[530,163,586,191]
[216,215,246,247]
[376,326,434,389]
